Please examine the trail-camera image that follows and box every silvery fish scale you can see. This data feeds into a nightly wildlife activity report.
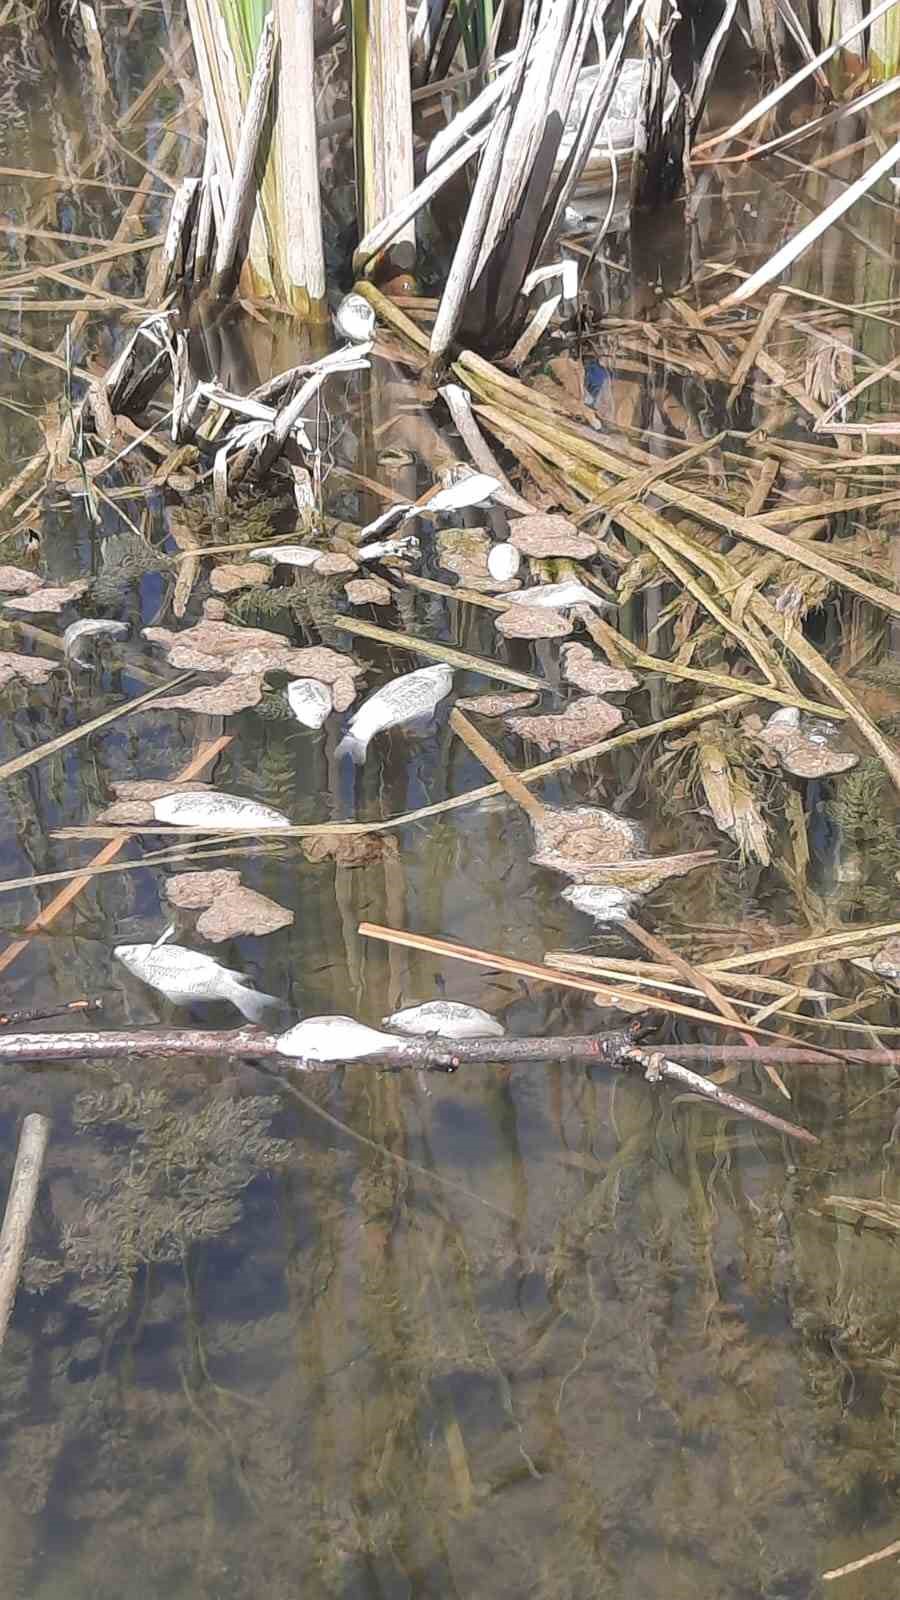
[286,678,331,729]
[64,618,128,663]
[348,664,452,738]
[383,1000,505,1039]
[152,791,291,829]
[276,1015,401,1061]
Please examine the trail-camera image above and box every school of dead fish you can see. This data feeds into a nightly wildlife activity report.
[3,293,867,1066]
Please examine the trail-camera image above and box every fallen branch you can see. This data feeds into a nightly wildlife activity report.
[0,1114,50,1351]
[0,1028,816,1142]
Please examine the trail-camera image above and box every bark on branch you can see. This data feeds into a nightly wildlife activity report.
[0,1028,817,1143]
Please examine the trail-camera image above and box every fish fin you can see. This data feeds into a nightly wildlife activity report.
[151,924,177,950]
[335,732,368,764]
[228,983,283,1024]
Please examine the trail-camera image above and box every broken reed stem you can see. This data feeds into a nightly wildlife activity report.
[0,1114,50,1350]
[211,13,277,300]
[0,1031,815,1143]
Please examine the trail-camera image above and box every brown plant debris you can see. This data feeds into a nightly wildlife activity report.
[165,870,242,908]
[495,605,572,639]
[756,707,859,778]
[332,676,358,712]
[0,566,43,595]
[560,642,639,694]
[165,869,293,940]
[203,598,228,620]
[197,886,293,941]
[531,804,644,876]
[507,696,624,753]
[508,513,599,559]
[314,552,358,576]
[148,676,265,715]
[302,832,400,867]
[143,622,362,684]
[0,650,59,687]
[210,561,272,595]
[4,579,90,614]
[457,691,539,715]
[696,732,770,865]
[345,578,392,606]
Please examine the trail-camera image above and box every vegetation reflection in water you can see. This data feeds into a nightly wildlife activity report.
[1,6,900,1599]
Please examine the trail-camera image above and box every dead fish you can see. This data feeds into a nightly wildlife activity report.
[422,473,500,514]
[383,1000,505,1039]
[505,582,608,610]
[152,791,292,829]
[334,292,376,343]
[286,677,331,729]
[562,885,638,922]
[358,534,420,561]
[114,940,281,1022]
[359,504,416,541]
[250,544,320,566]
[487,543,521,581]
[276,1014,401,1061]
[63,618,128,667]
[336,662,453,764]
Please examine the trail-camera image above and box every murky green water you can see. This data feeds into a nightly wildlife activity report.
[1,10,900,1598]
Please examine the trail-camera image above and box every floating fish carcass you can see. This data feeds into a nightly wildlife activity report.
[383,1000,505,1039]
[276,1015,402,1062]
[504,582,608,611]
[250,544,321,566]
[114,940,281,1022]
[334,292,377,343]
[335,663,453,764]
[152,791,292,829]
[286,678,332,729]
[63,618,128,666]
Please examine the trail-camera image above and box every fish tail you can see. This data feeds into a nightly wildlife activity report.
[335,731,368,764]
[228,983,283,1024]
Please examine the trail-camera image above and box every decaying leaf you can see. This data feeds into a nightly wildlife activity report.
[495,605,572,639]
[165,869,242,908]
[560,642,638,695]
[196,886,293,941]
[531,804,644,877]
[508,513,599,559]
[210,562,272,595]
[148,676,265,715]
[457,691,539,715]
[4,579,90,614]
[507,696,624,753]
[0,566,43,595]
[144,621,363,685]
[0,650,59,687]
[756,707,858,778]
[314,552,358,576]
[302,832,400,867]
[165,868,293,939]
[332,676,358,713]
[345,578,392,606]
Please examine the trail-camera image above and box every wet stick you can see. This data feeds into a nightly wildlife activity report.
[618,916,791,1100]
[357,924,850,1057]
[0,1114,50,1351]
[450,708,548,825]
[0,1031,816,1144]
[333,616,547,691]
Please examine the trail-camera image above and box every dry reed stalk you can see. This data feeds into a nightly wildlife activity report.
[0,737,232,978]
[0,1115,51,1351]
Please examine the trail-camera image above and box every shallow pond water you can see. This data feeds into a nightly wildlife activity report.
[1,10,900,1599]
